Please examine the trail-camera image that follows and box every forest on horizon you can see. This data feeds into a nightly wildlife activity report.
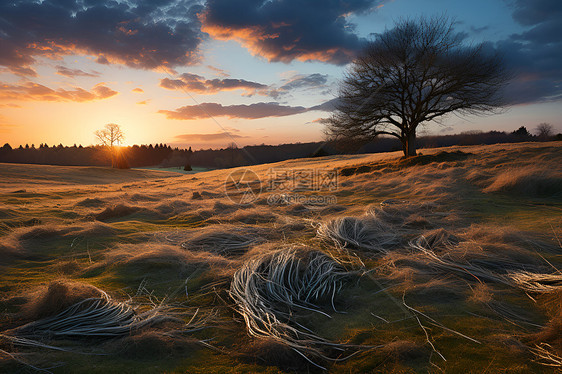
[1,127,560,170]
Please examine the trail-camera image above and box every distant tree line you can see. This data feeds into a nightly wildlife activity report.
[188,126,561,168]
[0,143,192,168]
[0,126,559,169]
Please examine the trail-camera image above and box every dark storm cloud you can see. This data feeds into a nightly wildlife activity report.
[160,73,267,94]
[201,0,384,65]
[0,0,204,76]
[501,0,562,104]
[511,0,562,26]
[158,97,335,120]
[511,18,562,45]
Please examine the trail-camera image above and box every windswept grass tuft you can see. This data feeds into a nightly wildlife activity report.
[94,204,140,221]
[230,245,360,368]
[21,280,105,322]
[180,226,265,257]
[483,166,562,198]
[317,216,397,254]
[0,241,20,263]
[14,293,171,339]
[415,228,460,250]
[75,197,105,207]
[508,271,562,293]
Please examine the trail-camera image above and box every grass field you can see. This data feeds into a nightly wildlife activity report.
[1,142,561,373]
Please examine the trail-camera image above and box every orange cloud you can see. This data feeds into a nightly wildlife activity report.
[132,87,144,93]
[0,81,118,102]
[206,65,229,77]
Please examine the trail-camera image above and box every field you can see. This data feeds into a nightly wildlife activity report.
[1,142,562,373]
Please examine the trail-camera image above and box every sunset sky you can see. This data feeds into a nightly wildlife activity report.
[1,0,561,150]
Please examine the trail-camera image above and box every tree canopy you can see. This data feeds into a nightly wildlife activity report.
[95,123,124,148]
[325,16,510,157]
[94,123,127,168]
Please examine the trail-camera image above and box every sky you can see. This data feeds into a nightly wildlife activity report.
[0,0,561,150]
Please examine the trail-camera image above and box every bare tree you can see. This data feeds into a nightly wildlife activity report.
[95,123,125,168]
[325,16,510,157]
[535,123,553,139]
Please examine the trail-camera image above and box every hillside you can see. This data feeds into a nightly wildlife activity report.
[1,142,562,373]
[0,163,181,191]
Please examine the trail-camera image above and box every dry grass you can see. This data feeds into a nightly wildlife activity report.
[109,330,200,360]
[181,229,262,257]
[230,245,360,369]
[154,224,268,258]
[94,204,140,221]
[528,297,562,368]
[408,234,528,286]
[154,199,191,215]
[317,214,399,254]
[483,166,562,197]
[20,281,105,322]
[75,197,106,207]
[529,343,562,368]
[1,142,561,372]
[0,279,208,369]
[101,242,235,277]
[508,271,562,293]
[228,208,277,224]
[0,282,179,374]
[0,241,20,264]
[14,294,171,339]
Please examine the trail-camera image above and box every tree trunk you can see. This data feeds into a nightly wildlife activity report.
[404,132,417,157]
[110,146,116,168]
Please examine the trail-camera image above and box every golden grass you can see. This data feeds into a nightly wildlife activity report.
[484,166,562,197]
